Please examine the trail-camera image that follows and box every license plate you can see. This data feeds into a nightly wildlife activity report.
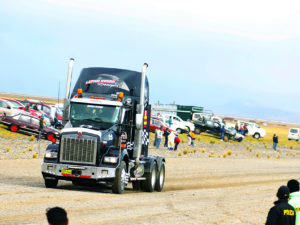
[61,169,72,175]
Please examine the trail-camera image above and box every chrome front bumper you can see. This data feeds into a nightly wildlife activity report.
[41,162,116,179]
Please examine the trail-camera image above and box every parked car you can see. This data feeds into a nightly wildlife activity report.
[0,98,43,118]
[288,128,300,141]
[150,116,169,133]
[20,99,50,114]
[1,113,60,140]
[157,114,194,134]
[55,103,64,112]
[237,120,266,139]
[0,99,24,117]
[49,105,63,123]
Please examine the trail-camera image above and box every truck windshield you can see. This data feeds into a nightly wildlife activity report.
[70,103,120,129]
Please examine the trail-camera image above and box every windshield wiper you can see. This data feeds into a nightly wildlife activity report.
[85,118,104,123]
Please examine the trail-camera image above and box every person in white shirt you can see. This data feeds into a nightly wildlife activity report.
[155,127,164,150]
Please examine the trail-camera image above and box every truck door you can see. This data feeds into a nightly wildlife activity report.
[192,113,202,121]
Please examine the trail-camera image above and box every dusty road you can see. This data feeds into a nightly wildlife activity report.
[1,156,300,225]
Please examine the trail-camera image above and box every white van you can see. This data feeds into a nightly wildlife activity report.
[288,128,300,141]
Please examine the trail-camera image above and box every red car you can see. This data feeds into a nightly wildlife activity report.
[20,99,61,123]
[150,116,177,134]
[0,98,42,118]
[2,113,60,140]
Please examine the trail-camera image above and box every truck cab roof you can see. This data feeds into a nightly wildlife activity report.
[71,67,149,104]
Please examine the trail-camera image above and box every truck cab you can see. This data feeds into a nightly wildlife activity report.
[41,61,165,194]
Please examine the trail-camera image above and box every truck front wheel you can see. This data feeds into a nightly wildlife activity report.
[155,163,165,192]
[112,161,127,194]
[44,178,58,188]
[142,161,157,192]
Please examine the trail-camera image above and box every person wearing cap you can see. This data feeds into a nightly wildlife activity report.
[288,179,300,225]
[266,185,295,225]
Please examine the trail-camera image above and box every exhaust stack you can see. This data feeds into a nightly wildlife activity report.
[65,58,75,99]
[63,58,75,125]
[133,63,148,165]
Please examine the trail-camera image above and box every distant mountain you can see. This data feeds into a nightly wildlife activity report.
[212,100,300,124]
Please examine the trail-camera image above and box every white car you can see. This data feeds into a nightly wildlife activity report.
[288,128,300,141]
[157,114,195,134]
[237,120,266,139]
[0,99,24,117]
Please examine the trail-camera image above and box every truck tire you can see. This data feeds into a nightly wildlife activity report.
[44,178,58,188]
[142,161,157,192]
[253,133,260,139]
[112,161,127,194]
[194,128,201,134]
[155,163,165,192]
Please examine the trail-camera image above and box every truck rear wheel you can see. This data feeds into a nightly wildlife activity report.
[155,163,165,192]
[142,161,157,192]
[112,161,127,194]
[44,178,58,188]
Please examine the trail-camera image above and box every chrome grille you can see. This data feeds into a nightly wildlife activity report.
[60,134,98,165]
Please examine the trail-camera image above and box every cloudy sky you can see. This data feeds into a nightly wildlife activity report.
[1,0,300,120]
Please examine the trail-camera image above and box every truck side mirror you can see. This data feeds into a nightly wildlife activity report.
[135,114,143,130]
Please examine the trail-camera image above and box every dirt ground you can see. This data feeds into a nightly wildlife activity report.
[1,148,300,225]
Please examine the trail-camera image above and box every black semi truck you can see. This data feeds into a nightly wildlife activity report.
[41,59,165,194]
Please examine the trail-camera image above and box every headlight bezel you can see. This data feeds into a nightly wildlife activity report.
[103,156,118,164]
[45,151,58,159]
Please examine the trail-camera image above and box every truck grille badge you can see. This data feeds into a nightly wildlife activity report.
[78,131,82,139]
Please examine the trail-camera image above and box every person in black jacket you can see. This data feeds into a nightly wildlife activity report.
[266,185,296,225]
[273,134,279,151]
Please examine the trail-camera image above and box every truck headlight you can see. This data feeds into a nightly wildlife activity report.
[104,156,118,164]
[45,151,58,159]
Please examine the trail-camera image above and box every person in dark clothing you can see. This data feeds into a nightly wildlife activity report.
[46,207,68,225]
[38,115,44,141]
[25,104,30,112]
[235,123,239,132]
[220,125,225,141]
[273,134,279,151]
[39,115,44,130]
[266,185,296,225]
[164,128,170,147]
[174,135,180,151]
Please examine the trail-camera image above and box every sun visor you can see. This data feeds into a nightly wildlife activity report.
[71,67,149,100]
